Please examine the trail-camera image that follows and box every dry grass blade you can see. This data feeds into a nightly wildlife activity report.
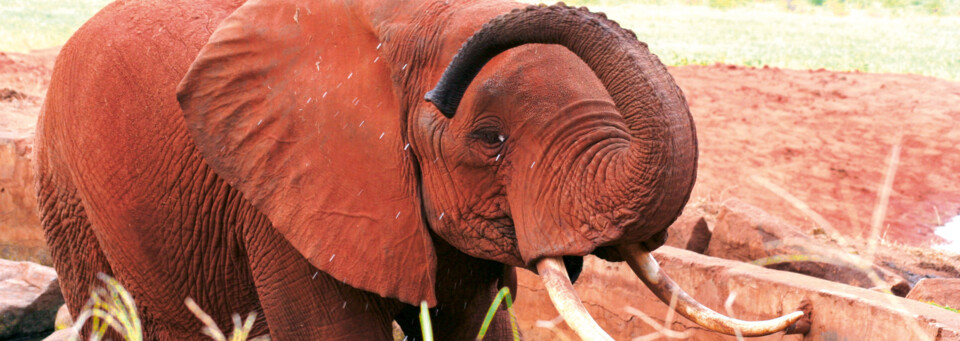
[69,273,143,341]
[184,298,270,341]
[722,292,743,341]
[185,298,227,341]
[625,291,691,341]
[866,135,901,262]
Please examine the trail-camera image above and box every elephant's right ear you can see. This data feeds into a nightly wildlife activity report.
[176,0,437,305]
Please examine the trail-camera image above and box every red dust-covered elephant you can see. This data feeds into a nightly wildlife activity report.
[35,0,803,339]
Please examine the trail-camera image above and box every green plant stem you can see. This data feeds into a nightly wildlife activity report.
[419,301,434,341]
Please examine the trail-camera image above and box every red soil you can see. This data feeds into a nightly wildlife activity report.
[0,47,57,136]
[672,64,960,247]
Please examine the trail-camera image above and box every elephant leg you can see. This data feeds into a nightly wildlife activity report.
[395,284,517,341]
[396,240,519,340]
[242,216,401,340]
[36,174,114,332]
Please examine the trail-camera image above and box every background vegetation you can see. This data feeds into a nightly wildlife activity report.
[564,0,960,80]
[3,0,959,79]
[0,0,111,52]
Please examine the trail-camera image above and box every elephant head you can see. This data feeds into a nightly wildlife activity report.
[176,0,802,338]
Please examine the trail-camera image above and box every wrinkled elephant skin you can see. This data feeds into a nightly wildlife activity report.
[36,0,702,339]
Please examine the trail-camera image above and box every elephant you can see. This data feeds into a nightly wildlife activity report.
[35,0,804,339]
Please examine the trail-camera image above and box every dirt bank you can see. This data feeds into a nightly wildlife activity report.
[673,64,960,247]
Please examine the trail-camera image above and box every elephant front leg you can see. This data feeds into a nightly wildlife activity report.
[396,241,519,340]
[243,217,402,340]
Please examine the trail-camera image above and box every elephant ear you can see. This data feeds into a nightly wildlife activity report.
[176,0,436,305]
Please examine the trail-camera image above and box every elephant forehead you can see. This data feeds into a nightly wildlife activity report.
[472,44,611,110]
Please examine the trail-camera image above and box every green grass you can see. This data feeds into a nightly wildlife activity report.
[416,287,521,341]
[3,0,960,80]
[927,301,960,313]
[563,1,960,80]
[0,0,112,52]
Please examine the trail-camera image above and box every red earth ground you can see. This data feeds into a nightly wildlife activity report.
[673,64,960,248]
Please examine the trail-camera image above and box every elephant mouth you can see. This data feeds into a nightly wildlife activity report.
[535,243,807,340]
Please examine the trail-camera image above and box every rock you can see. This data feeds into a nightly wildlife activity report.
[0,88,28,102]
[43,328,75,341]
[907,278,960,310]
[0,259,63,339]
[665,212,712,254]
[0,46,52,266]
[705,198,910,296]
[514,247,960,340]
[54,304,72,330]
[1,115,49,266]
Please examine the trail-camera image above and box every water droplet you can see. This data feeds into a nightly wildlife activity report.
[312,271,318,279]
[347,72,353,79]
[530,161,536,168]
[439,212,445,220]
[376,42,382,50]
[373,57,379,63]
[379,132,385,139]
[404,143,410,150]
[401,64,407,70]
[495,154,500,161]
[329,254,336,262]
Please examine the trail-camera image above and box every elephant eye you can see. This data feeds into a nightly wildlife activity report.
[470,129,507,146]
[471,129,506,147]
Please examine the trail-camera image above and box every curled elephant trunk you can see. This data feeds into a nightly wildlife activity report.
[536,247,803,339]
[429,3,802,337]
[426,3,698,239]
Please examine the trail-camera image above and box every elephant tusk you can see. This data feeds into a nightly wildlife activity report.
[536,257,614,341]
[618,243,805,336]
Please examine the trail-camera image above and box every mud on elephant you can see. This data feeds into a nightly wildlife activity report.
[35,0,803,339]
